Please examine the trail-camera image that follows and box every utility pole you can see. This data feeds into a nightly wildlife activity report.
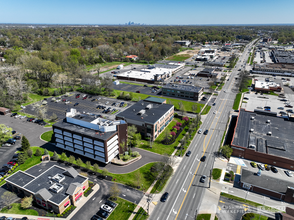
[209,169,212,188]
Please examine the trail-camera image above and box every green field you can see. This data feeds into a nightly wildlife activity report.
[233,93,242,110]
[133,207,149,220]
[196,214,211,220]
[166,54,192,61]
[113,90,205,113]
[0,203,38,216]
[107,198,136,220]
[212,168,222,180]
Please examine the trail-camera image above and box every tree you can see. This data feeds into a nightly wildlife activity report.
[93,164,99,173]
[27,148,33,158]
[35,148,42,156]
[219,145,233,159]
[163,129,170,144]
[60,152,68,161]
[85,161,92,170]
[69,155,76,164]
[0,124,13,144]
[52,151,59,161]
[119,139,128,152]
[50,113,58,122]
[18,152,28,165]
[44,149,49,155]
[94,63,102,78]
[32,103,47,120]
[109,183,121,200]
[191,104,198,113]
[134,172,142,188]
[21,136,30,151]
[101,168,108,176]
[21,195,33,209]
[1,191,17,209]
[76,158,83,167]
[127,125,137,146]
[132,133,141,147]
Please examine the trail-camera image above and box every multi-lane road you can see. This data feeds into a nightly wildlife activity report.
[150,40,256,220]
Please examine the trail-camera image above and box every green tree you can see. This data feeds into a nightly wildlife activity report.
[60,152,68,161]
[21,195,33,209]
[76,158,83,167]
[219,145,233,159]
[44,149,49,155]
[52,151,59,161]
[0,124,13,144]
[21,136,30,151]
[27,148,33,158]
[132,133,141,147]
[85,161,92,170]
[35,148,42,156]
[18,152,28,165]
[101,168,108,176]
[93,164,99,172]
[109,183,121,200]
[128,125,137,146]
[69,155,75,164]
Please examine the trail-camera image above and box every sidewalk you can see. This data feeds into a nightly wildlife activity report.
[0,184,100,220]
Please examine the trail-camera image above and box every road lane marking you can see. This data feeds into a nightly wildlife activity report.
[92,197,96,200]
[122,194,126,197]
[99,200,102,203]
[193,194,195,199]
[218,206,221,210]
[176,179,179,184]
[220,200,225,203]
[183,165,186,170]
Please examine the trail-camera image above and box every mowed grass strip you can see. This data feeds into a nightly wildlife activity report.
[233,93,242,110]
[107,198,136,220]
[0,203,39,216]
[166,54,192,61]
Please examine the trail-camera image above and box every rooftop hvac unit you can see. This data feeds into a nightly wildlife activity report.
[266,120,270,123]
[267,131,272,135]
[251,117,255,120]
[250,128,254,132]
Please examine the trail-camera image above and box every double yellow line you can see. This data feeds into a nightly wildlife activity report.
[175,77,235,219]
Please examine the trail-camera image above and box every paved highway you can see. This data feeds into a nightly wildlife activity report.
[150,40,257,220]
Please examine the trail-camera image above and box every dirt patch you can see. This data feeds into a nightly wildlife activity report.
[177,49,199,56]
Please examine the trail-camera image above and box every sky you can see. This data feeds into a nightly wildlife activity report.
[0,0,293,25]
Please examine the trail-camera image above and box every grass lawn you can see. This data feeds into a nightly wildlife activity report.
[137,118,184,155]
[133,207,149,220]
[86,62,130,71]
[196,214,211,220]
[215,216,218,220]
[241,78,252,93]
[264,91,279,96]
[150,165,173,193]
[251,214,268,220]
[107,198,136,220]
[220,193,282,213]
[23,93,51,106]
[0,203,38,216]
[41,130,54,142]
[201,105,211,115]
[212,168,222,180]
[111,162,157,190]
[113,90,205,113]
[233,93,242,110]
[166,54,192,61]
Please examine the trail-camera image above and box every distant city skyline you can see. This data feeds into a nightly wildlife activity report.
[0,0,293,25]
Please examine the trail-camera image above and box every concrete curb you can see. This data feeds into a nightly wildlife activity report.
[111,155,142,167]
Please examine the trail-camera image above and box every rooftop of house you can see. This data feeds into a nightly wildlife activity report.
[163,83,203,93]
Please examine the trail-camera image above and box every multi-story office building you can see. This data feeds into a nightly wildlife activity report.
[162,84,203,101]
[116,97,174,140]
[53,109,128,164]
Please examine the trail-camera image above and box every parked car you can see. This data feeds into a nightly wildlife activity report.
[101,204,113,213]
[285,104,293,108]
[201,156,206,162]
[12,154,19,158]
[144,85,148,87]
[74,102,79,107]
[96,210,109,219]
[160,192,169,202]
[257,164,265,171]
[278,107,284,110]
[250,162,257,168]
[285,170,293,177]
[105,200,117,208]
[91,215,103,220]
[82,96,87,100]
[186,151,191,157]
[264,164,271,171]
[14,135,21,140]
[76,94,80,98]
[91,99,96,102]
[106,101,109,105]
[136,91,140,93]
[6,139,16,145]
[11,113,17,117]
[7,161,16,166]
[65,101,70,104]
[271,166,278,173]
[200,175,207,183]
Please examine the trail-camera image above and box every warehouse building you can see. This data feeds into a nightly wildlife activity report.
[6,165,88,214]
[254,80,281,92]
[162,83,203,101]
[53,109,128,164]
[231,109,294,170]
[116,97,174,140]
[252,63,294,77]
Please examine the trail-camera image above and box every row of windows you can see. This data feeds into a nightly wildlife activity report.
[163,92,194,99]
[164,89,194,95]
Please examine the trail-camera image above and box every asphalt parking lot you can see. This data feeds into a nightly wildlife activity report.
[22,93,133,121]
[113,83,162,95]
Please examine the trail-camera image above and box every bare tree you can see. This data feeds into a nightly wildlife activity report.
[109,183,121,200]
[1,191,17,209]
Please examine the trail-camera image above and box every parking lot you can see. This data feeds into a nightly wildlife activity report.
[22,93,133,121]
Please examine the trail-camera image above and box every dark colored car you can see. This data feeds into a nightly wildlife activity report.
[91,215,103,220]
[160,192,169,202]
[0,167,9,174]
[105,200,117,208]
[12,130,16,135]
[6,139,16,145]
[10,158,18,162]
[12,154,19,158]
[88,95,92,98]
[201,156,206,162]
[14,135,21,140]
[27,118,34,122]
[74,103,79,107]
[11,113,17,117]
[83,96,87,100]
[200,175,207,183]
[186,151,191,157]
[144,85,148,87]
[112,103,116,106]
[271,166,278,173]
[91,99,96,102]
[96,210,109,219]
[136,91,140,93]
[203,130,209,135]
[76,94,80,98]
[34,119,42,124]
[39,121,46,126]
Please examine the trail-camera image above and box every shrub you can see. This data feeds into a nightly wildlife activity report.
[173,126,180,131]
[176,122,182,127]
[52,151,59,161]
[21,136,30,151]
[35,148,42,156]
[27,148,33,158]
[123,155,130,161]
[170,131,176,136]
[183,116,189,122]
[44,149,49,155]
[57,214,61,217]
[131,151,139,157]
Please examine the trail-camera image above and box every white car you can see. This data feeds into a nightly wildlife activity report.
[65,101,70,105]
[213,111,216,114]
[101,204,113,213]
[55,99,61,103]
[15,115,21,119]
[20,105,26,109]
